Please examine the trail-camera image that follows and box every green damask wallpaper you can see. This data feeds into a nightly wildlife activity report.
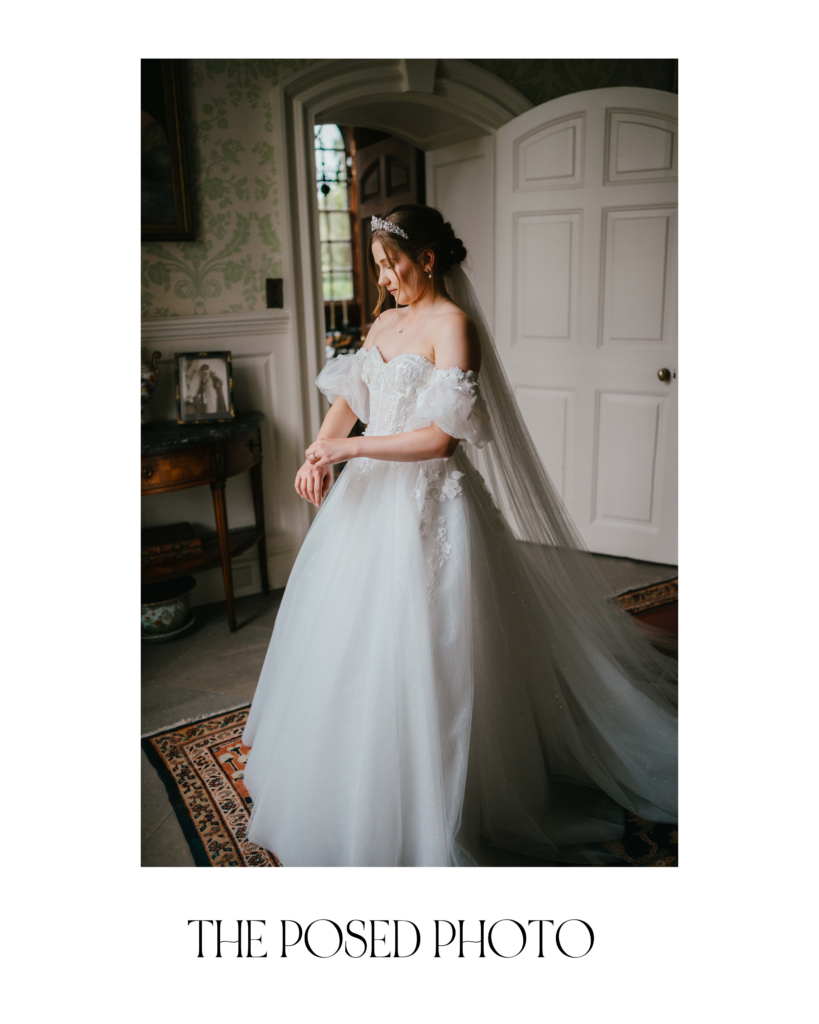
[141,59,314,318]
[468,59,677,108]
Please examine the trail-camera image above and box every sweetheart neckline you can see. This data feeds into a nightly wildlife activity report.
[368,344,435,369]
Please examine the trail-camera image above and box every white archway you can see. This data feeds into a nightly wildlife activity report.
[278,59,530,444]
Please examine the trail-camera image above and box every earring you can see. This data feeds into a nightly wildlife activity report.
[426,268,432,278]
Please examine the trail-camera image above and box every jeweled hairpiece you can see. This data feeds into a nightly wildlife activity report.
[371,216,408,239]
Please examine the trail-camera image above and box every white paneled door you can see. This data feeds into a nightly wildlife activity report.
[495,88,678,563]
[425,135,495,326]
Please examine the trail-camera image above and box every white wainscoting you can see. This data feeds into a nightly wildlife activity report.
[141,310,310,607]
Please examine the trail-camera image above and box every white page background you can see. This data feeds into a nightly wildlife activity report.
[3,6,814,1020]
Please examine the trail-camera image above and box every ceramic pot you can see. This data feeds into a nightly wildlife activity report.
[141,576,196,638]
[141,348,162,413]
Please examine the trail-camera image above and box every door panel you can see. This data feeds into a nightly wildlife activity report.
[601,206,677,346]
[605,108,678,184]
[514,386,576,502]
[425,135,495,328]
[496,87,678,562]
[594,391,666,524]
[515,113,585,190]
[514,210,580,346]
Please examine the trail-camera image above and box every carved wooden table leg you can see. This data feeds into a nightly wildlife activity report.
[250,460,271,593]
[211,481,237,631]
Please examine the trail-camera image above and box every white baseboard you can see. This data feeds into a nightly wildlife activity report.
[188,543,299,608]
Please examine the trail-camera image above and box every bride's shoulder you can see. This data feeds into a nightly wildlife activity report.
[432,302,480,371]
[432,301,474,334]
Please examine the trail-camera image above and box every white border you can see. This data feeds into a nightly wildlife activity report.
[5,6,815,1020]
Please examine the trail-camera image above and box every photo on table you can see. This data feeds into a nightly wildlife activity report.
[174,351,235,424]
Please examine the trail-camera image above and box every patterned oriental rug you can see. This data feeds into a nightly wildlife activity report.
[143,706,281,867]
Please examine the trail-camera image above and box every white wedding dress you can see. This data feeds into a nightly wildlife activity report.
[241,339,678,867]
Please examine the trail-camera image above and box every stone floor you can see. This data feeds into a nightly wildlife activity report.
[141,553,677,867]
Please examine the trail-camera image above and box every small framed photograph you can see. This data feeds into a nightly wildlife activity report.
[175,352,235,424]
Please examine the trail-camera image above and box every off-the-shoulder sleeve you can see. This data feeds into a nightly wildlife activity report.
[405,367,493,448]
[315,348,369,423]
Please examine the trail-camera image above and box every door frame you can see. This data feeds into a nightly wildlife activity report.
[278,59,529,447]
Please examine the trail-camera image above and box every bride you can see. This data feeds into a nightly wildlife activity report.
[241,204,677,867]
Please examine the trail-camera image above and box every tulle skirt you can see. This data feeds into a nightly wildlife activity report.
[242,451,677,866]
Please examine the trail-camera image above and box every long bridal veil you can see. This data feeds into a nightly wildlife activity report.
[444,264,678,838]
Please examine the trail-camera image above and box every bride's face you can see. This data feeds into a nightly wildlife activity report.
[372,239,424,305]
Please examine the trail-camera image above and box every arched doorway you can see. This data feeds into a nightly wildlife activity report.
[280,59,531,444]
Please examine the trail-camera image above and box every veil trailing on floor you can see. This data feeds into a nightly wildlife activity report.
[445,263,678,709]
[435,263,678,862]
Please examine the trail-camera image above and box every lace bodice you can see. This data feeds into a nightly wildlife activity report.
[361,348,437,436]
[316,346,493,447]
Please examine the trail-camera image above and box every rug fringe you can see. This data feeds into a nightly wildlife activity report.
[141,701,251,739]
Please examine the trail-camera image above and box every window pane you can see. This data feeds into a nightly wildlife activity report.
[316,126,356,305]
[330,242,352,270]
[327,212,351,241]
[321,148,344,178]
[321,181,348,211]
[316,123,344,150]
[329,273,353,301]
[322,272,353,303]
[317,182,349,212]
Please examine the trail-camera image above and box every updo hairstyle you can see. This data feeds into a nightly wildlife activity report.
[367,204,467,318]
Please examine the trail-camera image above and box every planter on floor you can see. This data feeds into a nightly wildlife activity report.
[141,576,196,641]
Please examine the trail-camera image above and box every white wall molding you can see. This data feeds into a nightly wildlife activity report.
[285,59,530,140]
[141,309,291,342]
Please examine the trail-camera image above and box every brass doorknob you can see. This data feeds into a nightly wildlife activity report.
[657,368,671,382]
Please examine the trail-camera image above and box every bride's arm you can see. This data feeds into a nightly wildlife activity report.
[310,422,458,466]
[306,313,480,467]
[317,394,359,441]
[296,395,360,506]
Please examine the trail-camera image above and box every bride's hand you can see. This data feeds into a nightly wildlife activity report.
[295,460,332,507]
[304,438,356,469]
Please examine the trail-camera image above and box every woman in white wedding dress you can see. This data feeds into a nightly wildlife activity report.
[242,205,677,867]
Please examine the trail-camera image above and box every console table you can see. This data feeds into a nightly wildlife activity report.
[141,412,270,631]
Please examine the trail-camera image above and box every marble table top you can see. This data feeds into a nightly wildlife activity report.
[141,411,265,456]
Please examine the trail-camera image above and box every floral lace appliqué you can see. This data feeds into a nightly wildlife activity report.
[414,461,465,604]
[423,366,480,398]
[426,516,452,602]
[414,463,464,527]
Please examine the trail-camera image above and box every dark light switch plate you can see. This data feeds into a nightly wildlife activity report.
[266,278,283,309]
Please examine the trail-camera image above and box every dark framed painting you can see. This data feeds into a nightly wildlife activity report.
[141,59,196,242]
[175,352,235,425]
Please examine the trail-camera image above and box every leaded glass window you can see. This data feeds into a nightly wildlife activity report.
[315,124,354,302]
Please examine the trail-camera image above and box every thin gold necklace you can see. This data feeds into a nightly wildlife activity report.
[397,296,447,335]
